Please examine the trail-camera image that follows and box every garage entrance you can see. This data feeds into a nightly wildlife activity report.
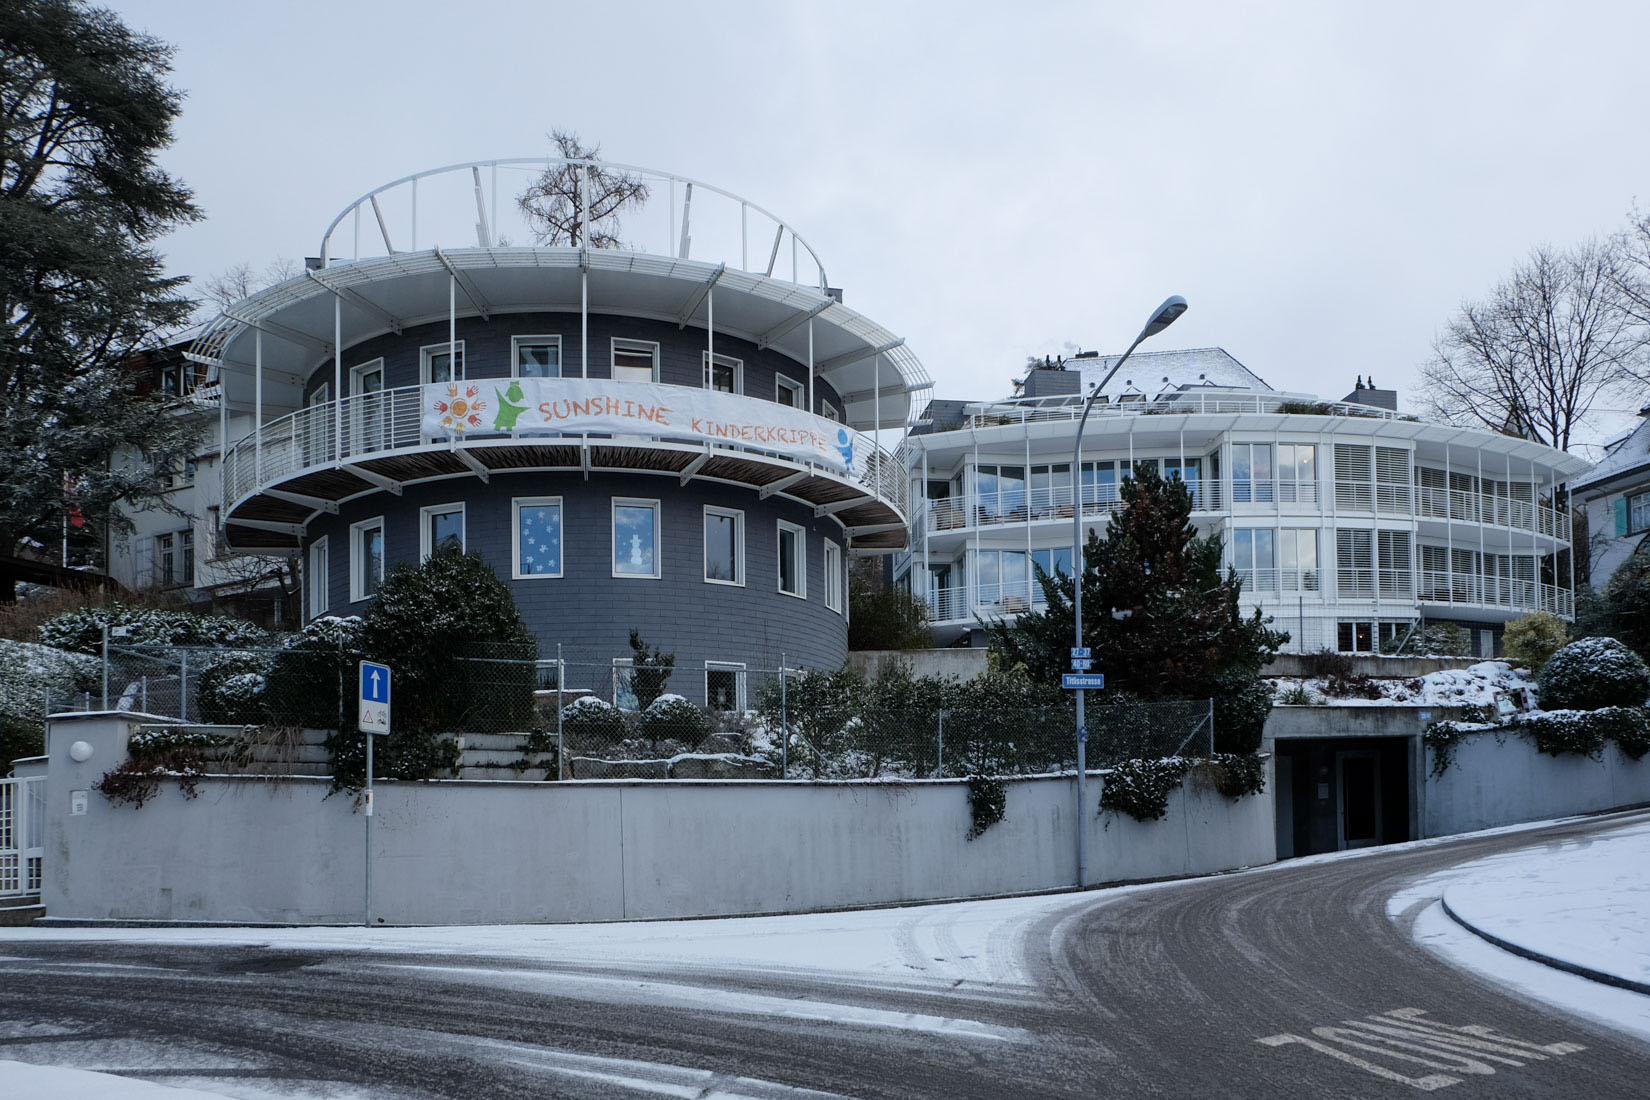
[1273,737,1414,858]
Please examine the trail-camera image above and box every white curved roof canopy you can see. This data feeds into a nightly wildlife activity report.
[190,247,931,430]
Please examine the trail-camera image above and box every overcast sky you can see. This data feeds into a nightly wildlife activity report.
[109,0,1650,454]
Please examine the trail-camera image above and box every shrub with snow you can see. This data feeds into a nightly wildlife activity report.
[1537,637,1650,711]
[0,639,99,762]
[561,696,627,743]
[39,603,266,656]
[197,651,270,724]
[639,693,710,751]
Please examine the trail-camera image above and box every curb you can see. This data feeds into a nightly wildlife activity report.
[1440,890,1650,997]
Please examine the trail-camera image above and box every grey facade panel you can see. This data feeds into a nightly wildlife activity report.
[305,471,850,698]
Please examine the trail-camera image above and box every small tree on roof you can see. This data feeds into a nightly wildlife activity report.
[517,130,650,248]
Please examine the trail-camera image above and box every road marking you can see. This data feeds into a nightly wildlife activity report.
[1257,1008,1585,1090]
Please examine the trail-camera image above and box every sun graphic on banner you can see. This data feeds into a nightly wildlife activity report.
[432,383,487,433]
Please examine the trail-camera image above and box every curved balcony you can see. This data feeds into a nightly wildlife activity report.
[221,382,909,553]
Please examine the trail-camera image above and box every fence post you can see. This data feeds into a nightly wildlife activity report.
[1207,698,1215,756]
[179,650,189,723]
[936,709,945,779]
[555,642,564,781]
[141,677,148,713]
[779,653,788,780]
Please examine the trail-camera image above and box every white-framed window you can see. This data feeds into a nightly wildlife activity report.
[1630,490,1650,535]
[1277,443,1317,503]
[513,335,561,378]
[612,657,638,711]
[822,539,844,614]
[155,530,193,587]
[513,496,564,579]
[350,516,385,602]
[703,352,743,394]
[777,520,806,598]
[706,661,747,711]
[704,506,744,586]
[1232,443,1274,503]
[611,338,660,383]
[613,498,661,578]
[350,358,387,453]
[822,399,840,422]
[421,341,465,384]
[306,536,329,619]
[1279,528,1319,591]
[775,376,804,408]
[1233,528,1276,593]
[420,502,465,560]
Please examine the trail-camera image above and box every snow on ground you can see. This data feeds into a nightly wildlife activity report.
[1439,818,1650,989]
[0,1060,240,1099]
[1390,814,1650,1043]
[1271,660,1536,707]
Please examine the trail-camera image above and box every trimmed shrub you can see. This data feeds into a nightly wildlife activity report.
[1537,637,1650,711]
[196,650,270,724]
[1513,710,1608,759]
[561,696,627,744]
[640,693,710,751]
[1503,612,1569,672]
[1,639,99,767]
[1206,753,1267,799]
[40,603,265,656]
[965,774,1007,839]
[1211,673,1273,754]
[1590,706,1650,761]
[261,616,365,729]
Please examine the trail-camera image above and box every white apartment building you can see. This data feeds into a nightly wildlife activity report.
[895,349,1588,655]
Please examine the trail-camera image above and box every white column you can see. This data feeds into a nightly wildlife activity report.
[1531,456,1540,611]
[807,319,814,412]
[448,275,457,378]
[581,269,589,378]
[334,297,343,460]
[254,330,263,487]
[921,447,931,607]
[1445,443,1454,606]
[707,289,714,384]
[1477,450,1488,607]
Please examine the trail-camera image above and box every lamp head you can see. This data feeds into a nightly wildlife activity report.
[1138,295,1188,340]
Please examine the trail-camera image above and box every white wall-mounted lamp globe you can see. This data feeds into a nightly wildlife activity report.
[68,740,94,762]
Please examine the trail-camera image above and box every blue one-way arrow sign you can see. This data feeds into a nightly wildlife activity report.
[359,661,391,735]
[1062,672,1105,691]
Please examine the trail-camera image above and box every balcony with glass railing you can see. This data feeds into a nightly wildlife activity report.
[220,380,910,553]
[911,478,1223,539]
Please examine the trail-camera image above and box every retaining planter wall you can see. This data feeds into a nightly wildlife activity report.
[1424,732,1650,836]
[40,712,1275,925]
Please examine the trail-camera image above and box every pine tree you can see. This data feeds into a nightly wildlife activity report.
[986,465,1287,753]
[0,1,203,594]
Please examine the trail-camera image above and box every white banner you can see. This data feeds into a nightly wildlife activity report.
[422,377,865,475]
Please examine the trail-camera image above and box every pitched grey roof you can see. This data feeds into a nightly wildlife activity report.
[1572,412,1650,492]
[1073,346,1272,399]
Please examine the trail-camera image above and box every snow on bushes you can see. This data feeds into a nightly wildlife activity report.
[1,639,99,762]
[196,651,270,724]
[1537,637,1650,711]
[39,603,266,655]
[561,696,627,742]
[640,693,710,751]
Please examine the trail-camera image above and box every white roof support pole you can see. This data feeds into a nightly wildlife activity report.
[254,330,263,489]
[921,446,931,608]
[1485,451,1498,610]
[807,319,814,412]
[217,362,229,522]
[334,296,343,461]
[707,288,714,381]
[1530,455,1539,609]
[449,274,457,380]
[874,351,882,450]
[1025,420,1033,601]
[581,268,589,378]
[410,177,418,251]
[1445,443,1453,607]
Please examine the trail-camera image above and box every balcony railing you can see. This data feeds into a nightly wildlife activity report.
[1417,571,1573,617]
[1413,485,1563,535]
[1234,568,1322,595]
[964,388,1410,427]
[224,382,907,518]
[912,480,1222,537]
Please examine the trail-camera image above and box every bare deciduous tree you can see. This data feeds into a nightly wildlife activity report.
[197,258,301,316]
[1420,240,1648,451]
[1615,207,1650,386]
[517,130,650,248]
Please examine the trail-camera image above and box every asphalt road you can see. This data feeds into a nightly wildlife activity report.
[1,814,1647,1098]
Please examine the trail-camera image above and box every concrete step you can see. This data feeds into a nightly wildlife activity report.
[459,764,558,782]
[455,732,542,752]
[0,900,44,927]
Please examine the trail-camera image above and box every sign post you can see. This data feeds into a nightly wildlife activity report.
[357,661,391,927]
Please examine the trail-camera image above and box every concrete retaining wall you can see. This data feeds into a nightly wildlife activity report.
[1262,653,1487,679]
[848,648,990,682]
[40,712,1275,925]
[1424,733,1650,836]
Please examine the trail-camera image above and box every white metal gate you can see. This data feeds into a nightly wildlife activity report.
[0,776,44,898]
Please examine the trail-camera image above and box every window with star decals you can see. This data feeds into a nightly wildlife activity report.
[513,497,563,579]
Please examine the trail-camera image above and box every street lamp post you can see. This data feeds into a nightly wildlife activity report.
[1073,295,1187,888]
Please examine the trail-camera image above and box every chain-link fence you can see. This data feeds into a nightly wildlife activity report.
[49,643,1215,782]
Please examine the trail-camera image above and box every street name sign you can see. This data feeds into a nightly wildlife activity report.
[1062,672,1105,690]
[359,661,391,735]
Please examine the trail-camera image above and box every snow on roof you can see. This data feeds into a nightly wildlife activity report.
[1073,347,1273,399]
[1572,413,1650,491]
